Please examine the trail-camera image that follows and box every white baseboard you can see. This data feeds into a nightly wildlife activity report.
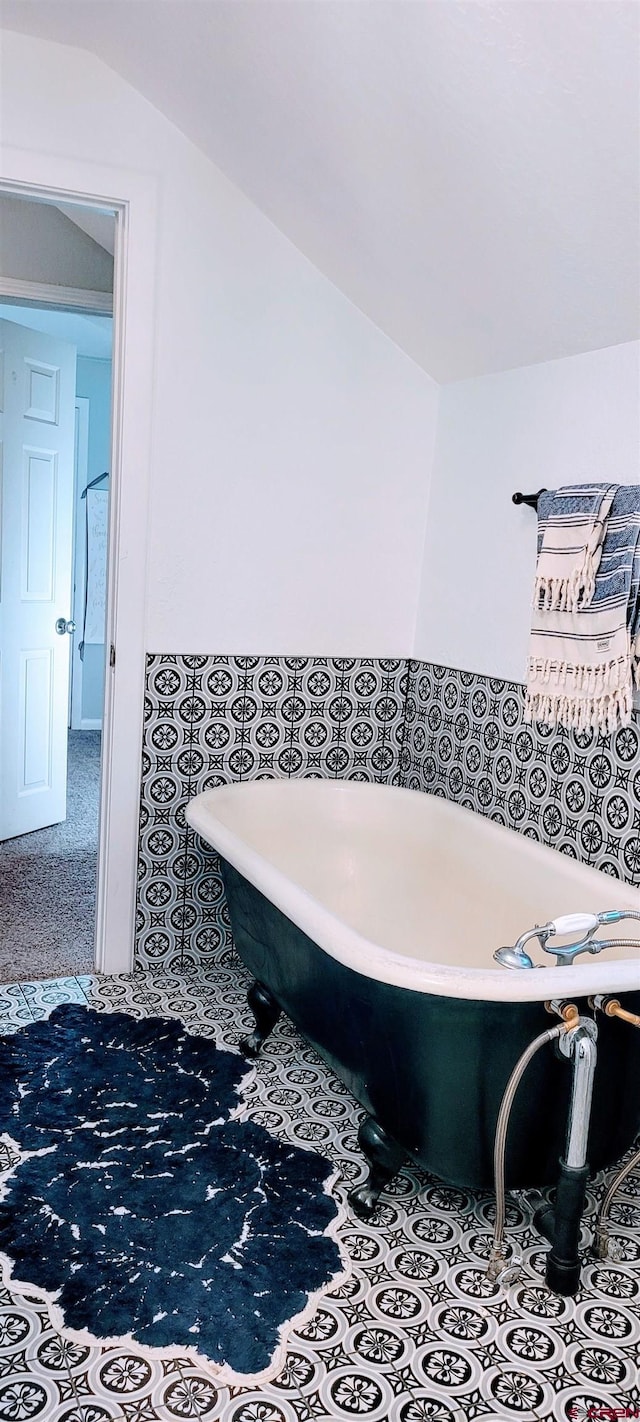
[79,718,102,731]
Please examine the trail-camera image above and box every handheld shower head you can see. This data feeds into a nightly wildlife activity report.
[494,945,535,970]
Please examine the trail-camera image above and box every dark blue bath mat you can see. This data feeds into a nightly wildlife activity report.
[0,1005,347,1382]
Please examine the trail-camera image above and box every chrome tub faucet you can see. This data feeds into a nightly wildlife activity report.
[494,909,640,969]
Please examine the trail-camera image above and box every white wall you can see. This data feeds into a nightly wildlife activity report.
[0,30,438,657]
[414,341,640,682]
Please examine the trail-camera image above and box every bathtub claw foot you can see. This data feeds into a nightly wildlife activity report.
[349,1115,407,1219]
[239,980,281,1058]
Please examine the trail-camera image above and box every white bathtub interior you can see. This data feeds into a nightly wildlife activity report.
[187,780,639,999]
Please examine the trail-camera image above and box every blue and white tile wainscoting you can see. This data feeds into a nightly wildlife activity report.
[402,663,640,883]
[136,655,639,971]
[137,656,408,971]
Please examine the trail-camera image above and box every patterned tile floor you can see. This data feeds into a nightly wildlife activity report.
[0,956,638,1422]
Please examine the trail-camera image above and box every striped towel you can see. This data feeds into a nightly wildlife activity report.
[525,484,640,733]
[630,506,640,688]
[533,483,616,611]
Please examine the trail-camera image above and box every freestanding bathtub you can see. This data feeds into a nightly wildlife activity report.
[186,781,640,1211]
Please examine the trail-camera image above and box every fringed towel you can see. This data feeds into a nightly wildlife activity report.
[525,484,640,733]
[533,483,616,611]
[632,522,640,688]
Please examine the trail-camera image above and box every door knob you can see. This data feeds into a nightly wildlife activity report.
[55,617,76,635]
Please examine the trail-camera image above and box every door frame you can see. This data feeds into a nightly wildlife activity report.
[0,152,158,974]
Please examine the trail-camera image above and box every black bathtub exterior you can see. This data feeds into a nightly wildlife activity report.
[221,859,640,1192]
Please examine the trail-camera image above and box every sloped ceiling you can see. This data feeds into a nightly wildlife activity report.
[55,204,115,256]
[0,193,114,292]
[1,0,637,381]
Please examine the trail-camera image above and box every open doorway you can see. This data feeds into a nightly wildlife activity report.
[0,195,114,982]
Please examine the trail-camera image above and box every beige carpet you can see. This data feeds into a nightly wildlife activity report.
[0,732,100,983]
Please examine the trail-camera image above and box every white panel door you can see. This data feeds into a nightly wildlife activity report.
[0,318,77,839]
